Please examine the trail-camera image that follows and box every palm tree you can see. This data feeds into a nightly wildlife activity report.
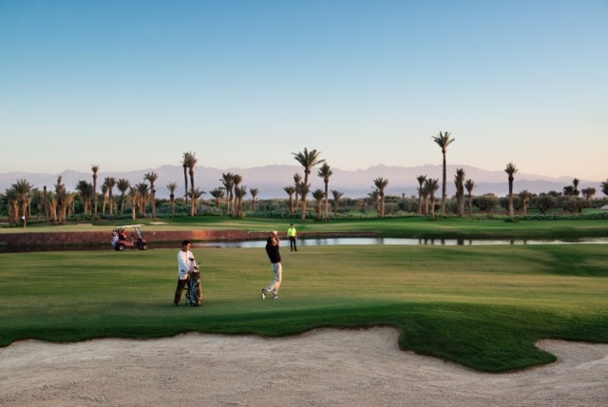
[283,186,296,214]
[41,185,50,220]
[293,173,302,211]
[312,188,325,220]
[464,179,475,216]
[135,182,149,216]
[416,175,426,215]
[100,184,109,216]
[102,177,116,216]
[454,168,465,217]
[601,180,608,197]
[368,189,380,216]
[181,153,189,205]
[373,177,389,218]
[30,188,44,220]
[519,190,532,215]
[91,164,100,217]
[249,187,259,211]
[0,191,5,219]
[420,184,430,215]
[572,178,580,196]
[331,190,344,217]
[191,188,205,216]
[0,191,4,218]
[220,172,235,215]
[5,187,19,225]
[209,188,225,210]
[75,180,94,215]
[46,194,60,224]
[234,185,247,218]
[128,187,138,220]
[317,162,333,221]
[299,182,311,218]
[181,151,198,217]
[292,148,325,220]
[12,179,32,226]
[144,171,158,219]
[103,177,117,216]
[504,162,518,218]
[167,182,178,215]
[53,176,73,224]
[424,178,440,219]
[232,174,243,217]
[432,131,455,215]
[58,191,75,224]
[116,178,130,216]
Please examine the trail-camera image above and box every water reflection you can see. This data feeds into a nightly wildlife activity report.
[3,237,606,253]
[194,237,608,249]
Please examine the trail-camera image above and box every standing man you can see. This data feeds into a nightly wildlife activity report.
[287,223,297,251]
[261,231,282,300]
[174,240,197,306]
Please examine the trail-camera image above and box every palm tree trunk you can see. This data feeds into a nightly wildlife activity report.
[301,174,308,220]
[183,166,188,205]
[324,182,329,221]
[441,151,447,215]
[508,177,514,218]
[190,172,195,216]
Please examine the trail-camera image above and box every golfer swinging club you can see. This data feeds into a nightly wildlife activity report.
[261,231,282,300]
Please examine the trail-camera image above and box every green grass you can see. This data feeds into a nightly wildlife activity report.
[183,216,595,241]
[1,243,606,372]
[4,215,608,240]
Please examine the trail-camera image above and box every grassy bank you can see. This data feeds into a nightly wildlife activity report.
[3,216,608,240]
[1,243,606,372]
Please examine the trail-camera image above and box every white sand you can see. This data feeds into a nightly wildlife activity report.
[1,327,607,407]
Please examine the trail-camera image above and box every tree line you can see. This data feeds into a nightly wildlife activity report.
[2,136,608,226]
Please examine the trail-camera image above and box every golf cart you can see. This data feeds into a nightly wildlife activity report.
[112,225,148,251]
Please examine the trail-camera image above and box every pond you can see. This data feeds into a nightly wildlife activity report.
[3,237,607,253]
[194,237,608,249]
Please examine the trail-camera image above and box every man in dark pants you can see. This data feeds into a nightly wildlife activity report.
[261,231,282,300]
[288,223,297,251]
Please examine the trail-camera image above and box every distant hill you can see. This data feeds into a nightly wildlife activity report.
[0,164,603,200]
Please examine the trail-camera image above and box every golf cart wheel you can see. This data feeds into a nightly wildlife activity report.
[140,243,148,250]
[118,244,126,251]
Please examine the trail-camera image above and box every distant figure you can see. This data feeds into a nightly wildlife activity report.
[287,223,297,251]
[20,215,26,228]
[261,231,282,300]
[111,231,119,247]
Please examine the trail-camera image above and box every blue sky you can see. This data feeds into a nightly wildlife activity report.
[1,0,607,180]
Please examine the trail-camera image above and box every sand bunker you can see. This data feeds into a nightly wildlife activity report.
[1,327,606,406]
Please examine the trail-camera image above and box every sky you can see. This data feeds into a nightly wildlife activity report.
[1,0,607,181]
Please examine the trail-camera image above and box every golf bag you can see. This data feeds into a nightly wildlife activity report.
[186,270,202,306]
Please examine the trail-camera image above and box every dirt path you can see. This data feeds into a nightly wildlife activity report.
[1,327,607,407]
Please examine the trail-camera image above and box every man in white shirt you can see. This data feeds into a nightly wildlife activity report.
[174,240,196,306]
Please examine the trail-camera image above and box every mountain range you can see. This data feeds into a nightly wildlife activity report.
[0,164,603,200]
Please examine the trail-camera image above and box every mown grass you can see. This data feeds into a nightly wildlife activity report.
[0,243,606,372]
